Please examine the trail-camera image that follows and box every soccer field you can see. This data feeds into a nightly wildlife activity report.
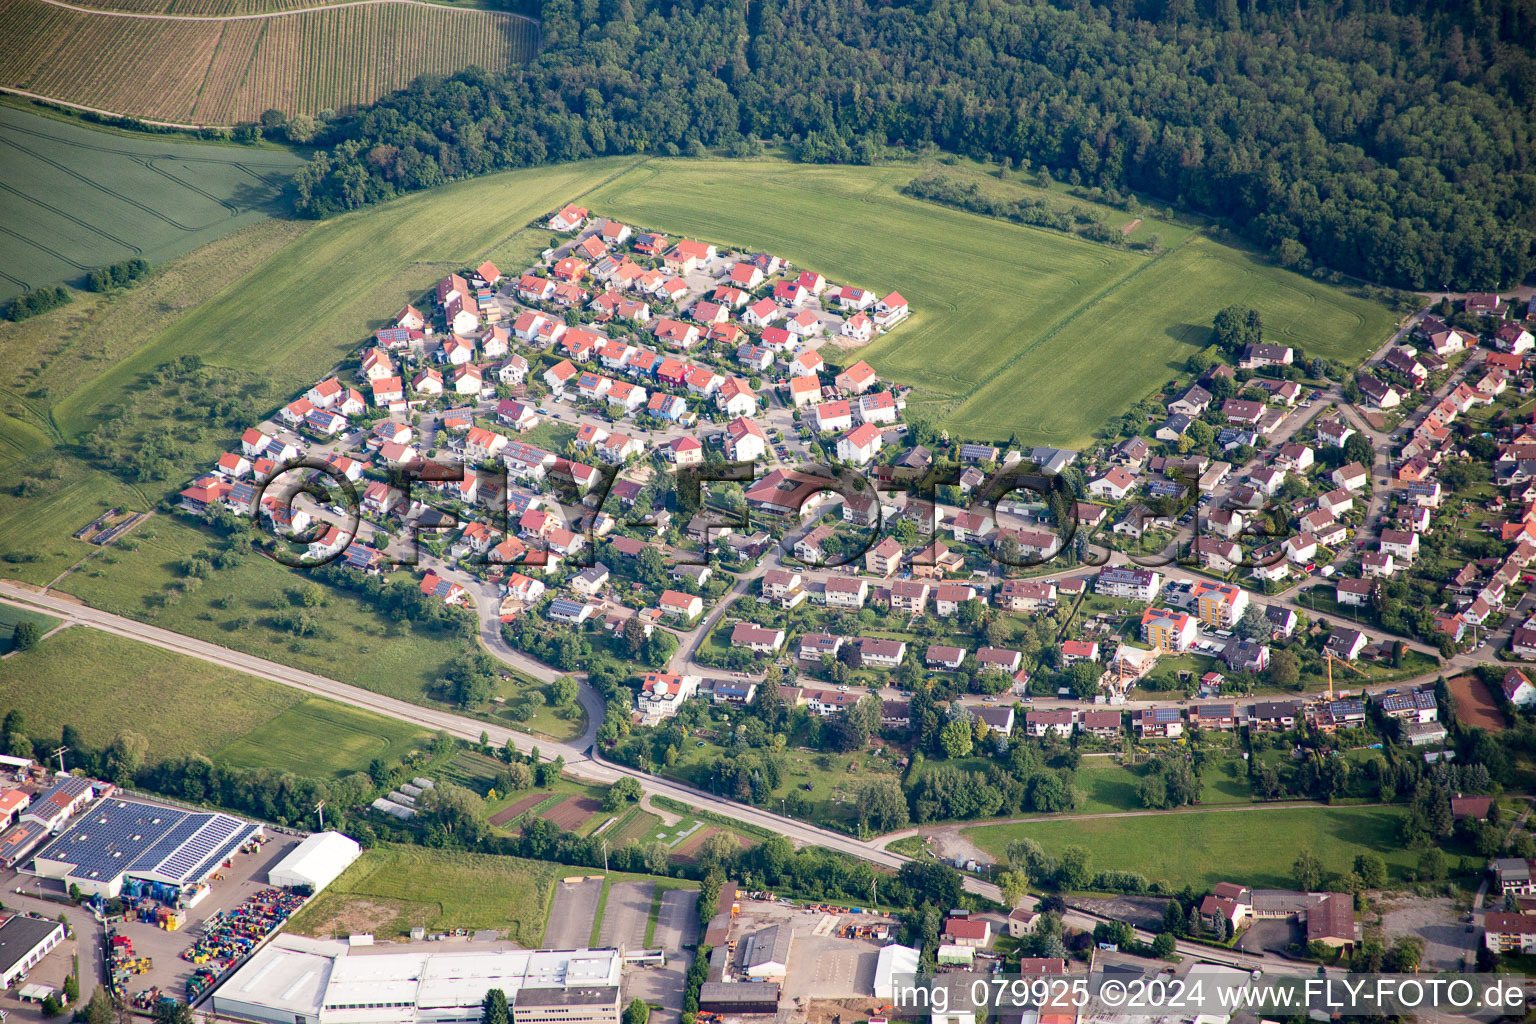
[0,104,301,303]
[584,159,1397,447]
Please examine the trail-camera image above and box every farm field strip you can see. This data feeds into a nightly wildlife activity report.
[965,805,1416,891]
[0,105,301,304]
[0,0,537,123]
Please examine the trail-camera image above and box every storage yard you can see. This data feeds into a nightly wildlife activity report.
[102,831,303,1012]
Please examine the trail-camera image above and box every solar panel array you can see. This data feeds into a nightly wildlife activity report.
[36,800,258,886]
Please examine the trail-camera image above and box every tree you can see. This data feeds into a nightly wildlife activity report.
[939,718,973,759]
[644,841,670,875]
[698,830,738,872]
[856,777,910,833]
[1354,853,1387,889]
[481,988,511,1024]
[1151,930,1177,959]
[1234,604,1271,641]
[624,999,651,1024]
[285,113,319,143]
[550,676,578,707]
[11,620,40,651]
[998,870,1030,908]
[622,615,647,656]
[106,730,148,785]
[1267,649,1299,690]
[1056,846,1092,891]
[1293,848,1324,891]
[83,989,114,1024]
[419,783,485,840]
[1417,847,1447,882]
[604,776,642,811]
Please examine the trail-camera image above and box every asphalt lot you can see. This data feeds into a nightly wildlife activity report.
[653,888,699,951]
[624,951,689,1024]
[782,932,881,1003]
[545,877,603,948]
[597,881,652,951]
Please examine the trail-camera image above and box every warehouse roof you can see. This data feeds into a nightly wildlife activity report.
[0,916,64,978]
[34,799,258,888]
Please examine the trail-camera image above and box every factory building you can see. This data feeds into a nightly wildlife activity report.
[0,915,66,988]
[267,832,362,893]
[211,936,622,1024]
[30,798,261,898]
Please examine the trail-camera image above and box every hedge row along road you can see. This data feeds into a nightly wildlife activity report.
[0,0,539,124]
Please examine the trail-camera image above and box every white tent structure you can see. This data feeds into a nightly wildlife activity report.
[874,943,921,1001]
[268,832,362,892]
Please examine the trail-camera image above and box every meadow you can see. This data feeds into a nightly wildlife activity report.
[0,0,537,125]
[0,624,303,758]
[0,105,301,302]
[53,516,472,704]
[583,158,1398,447]
[0,622,444,777]
[286,845,559,944]
[965,805,1419,890]
[212,696,434,777]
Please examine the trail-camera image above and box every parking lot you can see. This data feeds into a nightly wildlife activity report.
[545,876,603,948]
[653,888,698,951]
[598,881,652,951]
[624,951,689,1024]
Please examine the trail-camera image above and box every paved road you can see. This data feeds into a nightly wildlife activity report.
[0,583,998,903]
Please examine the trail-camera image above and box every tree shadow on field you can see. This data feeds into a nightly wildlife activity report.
[228,178,293,217]
[1165,322,1209,346]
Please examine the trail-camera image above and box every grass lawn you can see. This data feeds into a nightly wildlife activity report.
[286,844,558,945]
[0,604,58,651]
[0,625,302,759]
[966,805,1419,890]
[212,697,435,778]
[582,158,1396,447]
[55,516,468,704]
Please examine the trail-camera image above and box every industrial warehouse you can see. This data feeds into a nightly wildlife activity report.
[30,798,262,898]
[210,936,623,1024]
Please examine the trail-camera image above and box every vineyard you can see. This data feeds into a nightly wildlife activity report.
[0,0,539,124]
[51,0,509,11]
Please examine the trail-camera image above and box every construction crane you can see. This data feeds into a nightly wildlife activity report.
[1323,650,1366,700]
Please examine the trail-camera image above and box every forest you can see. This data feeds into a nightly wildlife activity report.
[287,0,1536,290]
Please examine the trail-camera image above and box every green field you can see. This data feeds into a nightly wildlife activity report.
[286,845,559,944]
[0,622,444,777]
[213,697,434,778]
[0,105,302,303]
[966,805,1418,890]
[0,625,302,758]
[583,158,1397,446]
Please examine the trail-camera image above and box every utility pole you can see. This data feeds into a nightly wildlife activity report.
[315,801,325,830]
[601,838,609,874]
[51,746,68,773]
